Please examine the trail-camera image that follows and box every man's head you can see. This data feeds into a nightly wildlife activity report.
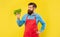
[28,2,37,15]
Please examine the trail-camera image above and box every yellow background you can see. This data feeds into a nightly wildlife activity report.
[0,0,60,37]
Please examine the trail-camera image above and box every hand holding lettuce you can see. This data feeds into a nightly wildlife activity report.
[14,9,21,20]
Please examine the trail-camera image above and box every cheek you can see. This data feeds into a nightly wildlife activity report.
[28,8,34,11]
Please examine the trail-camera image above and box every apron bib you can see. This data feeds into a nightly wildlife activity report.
[24,16,39,37]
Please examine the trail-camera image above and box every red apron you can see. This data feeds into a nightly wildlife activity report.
[24,16,39,37]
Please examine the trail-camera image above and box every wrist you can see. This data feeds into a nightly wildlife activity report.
[17,17,20,20]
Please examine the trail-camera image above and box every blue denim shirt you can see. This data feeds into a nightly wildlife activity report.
[17,13,46,32]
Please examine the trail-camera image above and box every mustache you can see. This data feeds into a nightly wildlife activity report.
[28,10,33,15]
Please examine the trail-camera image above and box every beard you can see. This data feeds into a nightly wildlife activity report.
[28,10,33,15]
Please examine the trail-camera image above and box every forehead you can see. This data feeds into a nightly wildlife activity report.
[28,5,33,7]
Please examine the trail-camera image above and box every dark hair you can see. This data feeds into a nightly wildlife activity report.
[28,2,37,8]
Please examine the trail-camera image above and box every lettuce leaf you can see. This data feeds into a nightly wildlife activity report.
[14,9,21,15]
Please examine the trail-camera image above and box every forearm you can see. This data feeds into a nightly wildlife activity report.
[17,19,24,27]
[40,23,46,32]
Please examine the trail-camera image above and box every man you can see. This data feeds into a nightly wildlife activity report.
[16,2,46,37]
